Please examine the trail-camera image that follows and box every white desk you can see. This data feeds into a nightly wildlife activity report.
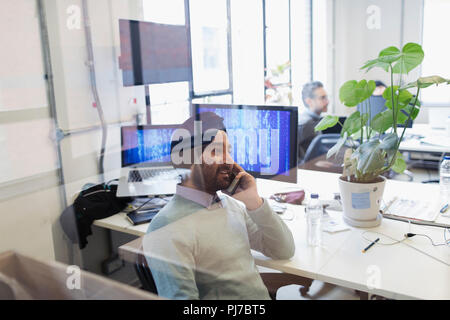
[94,169,450,300]
[399,123,450,154]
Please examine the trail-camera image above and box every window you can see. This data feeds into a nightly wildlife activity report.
[142,0,232,124]
[264,0,292,106]
[262,0,316,114]
[190,0,232,102]
[190,0,230,94]
[421,0,450,106]
[230,0,265,105]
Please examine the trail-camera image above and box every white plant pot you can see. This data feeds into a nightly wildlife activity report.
[338,176,386,228]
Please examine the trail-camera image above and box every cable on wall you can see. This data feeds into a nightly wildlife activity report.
[81,0,108,180]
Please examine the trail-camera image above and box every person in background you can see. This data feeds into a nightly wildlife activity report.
[357,80,387,124]
[298,81,329,162]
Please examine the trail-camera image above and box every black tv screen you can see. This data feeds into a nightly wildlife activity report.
[118,19,192,86]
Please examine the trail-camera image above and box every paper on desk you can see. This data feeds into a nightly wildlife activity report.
[322,217,351,233]
[420,136,450,148]
[381,197,440,222]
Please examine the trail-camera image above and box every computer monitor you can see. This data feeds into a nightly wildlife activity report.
[121,125,181,167]
[194,104,298,183]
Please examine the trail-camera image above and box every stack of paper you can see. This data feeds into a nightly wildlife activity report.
[381,197,440,222]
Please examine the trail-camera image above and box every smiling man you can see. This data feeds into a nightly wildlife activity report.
[142,112,295,300]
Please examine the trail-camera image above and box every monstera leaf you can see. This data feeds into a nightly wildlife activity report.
[339,80,376,107]
[401,75,450,90]
[392,43,424,74]
[361,43,424,74]
[351,139,385,176]
[314,115,339,132]
[392,151,407,174]
[341,111,369,137]
[383,86,414,109]
[361,46,401,72]
[370,109,409,133]
[326,132,348,159]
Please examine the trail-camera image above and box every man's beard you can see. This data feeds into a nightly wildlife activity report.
[191,163,233,193]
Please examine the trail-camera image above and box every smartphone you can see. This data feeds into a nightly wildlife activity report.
[226,176,241,195]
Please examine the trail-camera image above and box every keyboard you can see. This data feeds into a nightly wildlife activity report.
[128,168,179,182]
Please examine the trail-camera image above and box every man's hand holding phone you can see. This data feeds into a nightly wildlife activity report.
[223,163,263,211]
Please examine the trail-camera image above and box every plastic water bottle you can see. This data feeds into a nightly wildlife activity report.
[440,156,450,205]
[306,194,322,247]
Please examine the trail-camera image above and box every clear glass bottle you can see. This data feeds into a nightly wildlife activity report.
[306,194,322,247]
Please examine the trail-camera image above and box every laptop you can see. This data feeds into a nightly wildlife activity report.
[117,124,185,197]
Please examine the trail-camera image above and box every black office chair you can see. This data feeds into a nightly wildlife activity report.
[134,247,158,295]
[301,133,341,165]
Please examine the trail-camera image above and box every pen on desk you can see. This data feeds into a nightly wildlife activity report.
[440,203,448,214]
[362,238,380,253]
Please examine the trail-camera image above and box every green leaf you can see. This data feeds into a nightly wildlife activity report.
[361,46,400,72]
[370,109,408,133]
[314,115,339,132]
[326,132,348,159]
[341,111,367,137]
[396,110,409,124]
[339,80,376,107]
[339,81,363,106]
[370,110,393,133]
[401,104,420,120]
[379,132,399,151]
[365,80,376,100]
[401,75,450,90]
[392,43,424,74]
[361,58,390,73]
[378,46,402,63]
[383,87,413,109]
[361,43,424,74]
[380,133,400,165]
[353,140,385,175]
[392,152,406,174]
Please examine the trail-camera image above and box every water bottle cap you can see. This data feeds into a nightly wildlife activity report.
[311,194,319,199]
[444,156,450,160]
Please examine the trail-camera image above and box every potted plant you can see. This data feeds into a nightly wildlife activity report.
[314,42,449,227]
[264,61,293,105]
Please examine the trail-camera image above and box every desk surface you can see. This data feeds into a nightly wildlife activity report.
[96,169,450,300]
[399,123,450,154]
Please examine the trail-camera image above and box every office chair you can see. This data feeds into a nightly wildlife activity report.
[134,246,158,295]
[301,133,341,165]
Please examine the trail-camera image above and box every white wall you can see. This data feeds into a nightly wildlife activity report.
[42,0,150,201]
[0,0,155,265]
[0,0,63,262]
[332,0,424,117]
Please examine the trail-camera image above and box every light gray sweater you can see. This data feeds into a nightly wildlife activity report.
[143,186,295,300]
